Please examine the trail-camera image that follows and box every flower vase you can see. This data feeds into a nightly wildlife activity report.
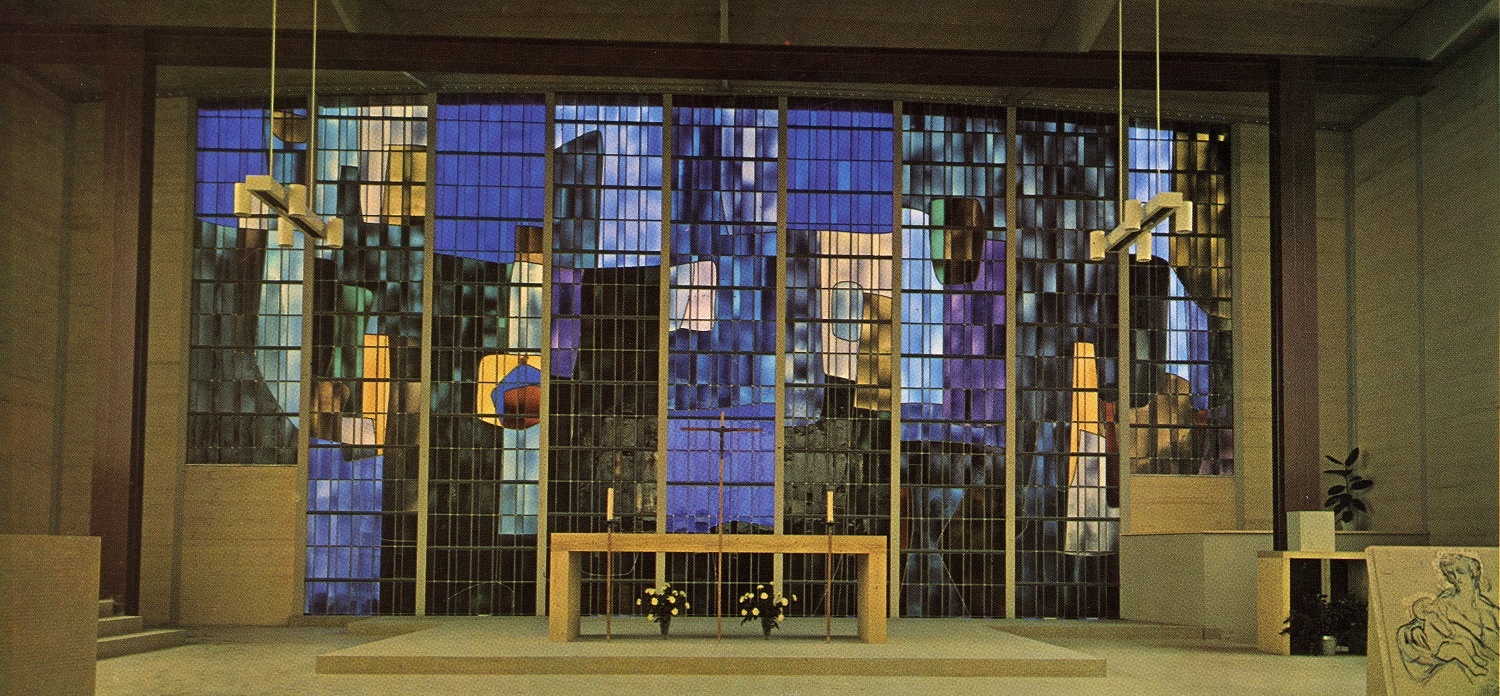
[761,616,775,638]
[659,617,671,637]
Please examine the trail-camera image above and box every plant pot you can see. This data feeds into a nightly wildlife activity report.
[659,617,671,637]
[761,616,775,638]
[1320,635,1338,656]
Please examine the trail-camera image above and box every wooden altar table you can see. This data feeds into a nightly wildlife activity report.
[547,533,888,643]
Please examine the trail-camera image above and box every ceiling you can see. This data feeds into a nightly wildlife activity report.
[3,0,1496,129]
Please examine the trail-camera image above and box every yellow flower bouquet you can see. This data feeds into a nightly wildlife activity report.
[637,583,689,636]
[737,582,796,638]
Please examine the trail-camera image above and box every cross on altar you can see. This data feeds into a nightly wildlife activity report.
[680,412,764,641]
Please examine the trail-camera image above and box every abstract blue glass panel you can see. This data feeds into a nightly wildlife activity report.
[550,94,664,618]
[427,94,548,616]
[304,99,429,615]
[189,104,306,465]
[899,102,1008,617]
[1127,123,1234,476]
[783,99,894,617]
[666,98,779,533]
[1014,109,1120,619]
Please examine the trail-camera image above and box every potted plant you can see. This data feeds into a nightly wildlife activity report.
[638,583,689,636]
[1282,593,1368,656]
[738,582,796,638]
[1325,594,1368,655]
[1323,447,1373,529]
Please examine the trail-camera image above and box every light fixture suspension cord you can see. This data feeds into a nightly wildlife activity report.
[308,0,319,211]
[269,0,278,175]
[1155,0,1162,193]
[1117,0,1125,207]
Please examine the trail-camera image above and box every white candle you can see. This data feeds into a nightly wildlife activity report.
[606,487,615,521]
[826,490,834,523]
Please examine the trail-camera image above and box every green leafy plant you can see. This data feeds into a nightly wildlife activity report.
[738,582,796,637]
[638,583,689,635]
[1282,593,1368,655]
[1323,447,1373,526]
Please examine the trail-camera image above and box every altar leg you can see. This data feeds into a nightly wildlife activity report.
[856,549,888,643]
[548,549,581,641]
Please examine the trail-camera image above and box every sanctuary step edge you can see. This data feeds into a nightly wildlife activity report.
[991,619,1223,640]
[97,599,187,660]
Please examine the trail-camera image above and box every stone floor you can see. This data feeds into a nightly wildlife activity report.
[315,616,1104,677]
[95,622,1367,695]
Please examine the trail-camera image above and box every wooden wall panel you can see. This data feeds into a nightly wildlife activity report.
[178,466,300,625]
[1269,58,1322,548]
[91,27,153,610]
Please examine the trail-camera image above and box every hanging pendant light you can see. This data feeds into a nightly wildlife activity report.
[233,0,342,248]
[1088,0,1192,262]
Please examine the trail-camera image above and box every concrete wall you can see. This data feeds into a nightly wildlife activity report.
[1120,532,1273,642]
[178,466,301,625]
[1233,124,1354,532]
[139,97,305,627]
[1348,35,1499,545]
[139,97,195,626]
[1316,132,1352,461]
[1232,123,1274,532]
[1409,38,1499,547]
[0,534,100,696]
[0,68,100,538]
[1129,476,1239,533]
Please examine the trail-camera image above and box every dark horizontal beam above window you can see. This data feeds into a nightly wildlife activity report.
[1,25,1433,96]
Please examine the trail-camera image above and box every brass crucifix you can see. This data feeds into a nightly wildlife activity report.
[681,412,763,641]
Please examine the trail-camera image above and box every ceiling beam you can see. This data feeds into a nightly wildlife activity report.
[1370,0,1497,62]
[0,25,1433,95]
[329,0,399,34]
[1041,0,1116,52]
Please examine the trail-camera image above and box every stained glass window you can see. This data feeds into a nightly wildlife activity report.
[189,104,304,466]
[304,99,428,615]
[664,97,781,613]
[1127,123,1234,476]
[1013,109,1121,619]
[899,102,1009,617]
[427,96,548,615]
[549,94,665,616]
[191,95,1231,621]
[783,100,895,616]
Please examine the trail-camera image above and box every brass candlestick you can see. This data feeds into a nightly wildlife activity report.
[826,490,833,643]
[605,488,614,641]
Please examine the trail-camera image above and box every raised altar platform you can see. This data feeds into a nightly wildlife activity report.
[315,616,1107,677]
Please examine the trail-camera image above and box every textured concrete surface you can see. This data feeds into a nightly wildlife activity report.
[95,620,1366,695]
[317,617,1103,676]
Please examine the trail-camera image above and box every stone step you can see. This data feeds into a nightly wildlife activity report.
[97,629,186,660]
[991,619,1223,641]
[97,615,144,638]
[98,599,115,618]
